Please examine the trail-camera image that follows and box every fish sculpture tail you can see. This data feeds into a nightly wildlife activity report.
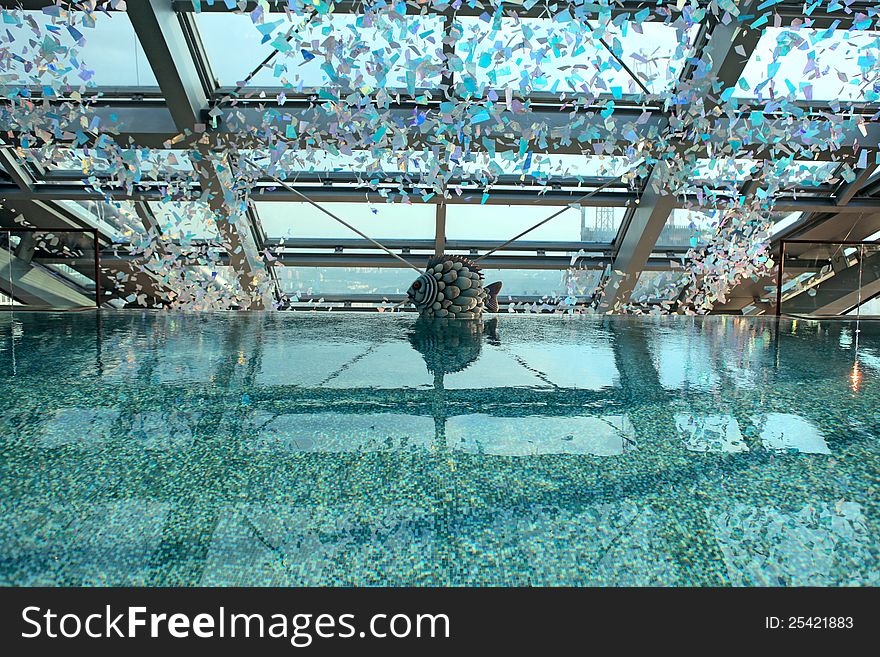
[484,281,502,313]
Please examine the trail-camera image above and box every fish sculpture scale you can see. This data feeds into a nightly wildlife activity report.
[406,255,502,318]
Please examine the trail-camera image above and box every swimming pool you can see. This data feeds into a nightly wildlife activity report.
[0,312,877,586]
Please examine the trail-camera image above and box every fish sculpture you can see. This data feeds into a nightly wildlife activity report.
[406,255,502,318]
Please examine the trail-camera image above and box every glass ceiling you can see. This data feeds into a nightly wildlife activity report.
[148,201,220,242]
[35,148,194,180]
[0,10,157,90]
[194,11,697,97]
[56,200,143,242]
[1,3,877,313]
[735,27,880,103]
[257,201,435,240]
[768,212,803,237]
[245,150,636,182]
[691,159,840,188]
[456,17,697,97]
[195,11,445,91]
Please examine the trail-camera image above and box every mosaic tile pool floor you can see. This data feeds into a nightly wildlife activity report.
[0,312,878,586]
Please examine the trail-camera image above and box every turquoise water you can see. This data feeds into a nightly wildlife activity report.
[0,311,877,586]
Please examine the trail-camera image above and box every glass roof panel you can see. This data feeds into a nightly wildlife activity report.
[256,201,435,240]
[0,10,157,89]
[735,27,880,102]
[690,159,839,187]
[194,11,444,91]
[247,149,635,182]
[768,212,803,237]
[658,208,805,247]
[57,200,144,242]
[446,205,624,243]
[455,18,696,96]
[33,148,194,179]
[148,201,221,242]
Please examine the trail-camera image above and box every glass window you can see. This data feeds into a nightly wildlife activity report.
[631,270,687,303]
[656,209,716,249]
[256,201,435,240]
[0,10,157,89]
[194,12,444,91]
[847,295,880,315]
[772,160,839,188]
[768,212,803,237]
[46,263,94,288]
[454,17,696,96]
[735,27,880,102]
[445,205,623,243]
[277,266,413,296]
[480,268,603,298]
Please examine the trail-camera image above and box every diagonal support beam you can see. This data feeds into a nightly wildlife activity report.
[127,0,208,133]
[836,162,878,206]
[129,3,275,308]
[0,248,94,307]
[0,147,33,192]
[597,177,677,312]
[194,151,272,310]
[133,201,162,235]
[597,1,762,313]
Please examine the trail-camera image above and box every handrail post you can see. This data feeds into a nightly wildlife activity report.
[775,240,785,317]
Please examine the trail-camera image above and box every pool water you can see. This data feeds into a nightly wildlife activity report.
[0,312,877,586]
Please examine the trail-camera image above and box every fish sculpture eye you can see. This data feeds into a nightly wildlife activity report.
[413,280,421,290]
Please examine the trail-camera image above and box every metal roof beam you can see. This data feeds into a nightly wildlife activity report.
[0,248,95,308]
[0,147,34,192]
[127,0,208,133]
[0,183,638,206]
[597,1,763,312]
[836,162,879,207]
[193,151,272,309]
[597,178,678,312]
[5,184,880,214]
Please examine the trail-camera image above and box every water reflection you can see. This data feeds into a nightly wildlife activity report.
[0,313,877,585]
[408,317,493,446]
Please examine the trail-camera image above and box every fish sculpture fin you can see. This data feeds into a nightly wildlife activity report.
[484,281,502,313]
[426,254,482,273]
